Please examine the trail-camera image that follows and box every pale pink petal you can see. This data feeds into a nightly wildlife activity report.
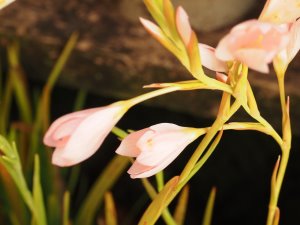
[127,161,154,176]
[215,19,290,73]
[140,17,165,41]
[43,108,99,146]
[149,123,183,133]
[259,0,300,23]
[130,146,184,178]
[115,128,149,157]
[235,49,270,73]
[52,105,125,166]
[286,19,300,63]
[136,128,198,166]
[198,43,227,72]
[176,6,192,46]
[215,36,235,61]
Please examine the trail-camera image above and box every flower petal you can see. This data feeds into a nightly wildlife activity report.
[235,49,270,73]
[259,0,300,23]
[115,128,149,157]
[286,19,300,63]
[130,146,184,178]
[136,129,197,166]
[43,108,99,147]
[52,105,125,166]
[127,161,154,177]
[176,6,192,46]
[198,43,227,72]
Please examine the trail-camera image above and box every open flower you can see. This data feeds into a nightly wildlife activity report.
[44,102,128,166]
[215,19,290,73]
[259,0,300,24]
[116,123,201,178]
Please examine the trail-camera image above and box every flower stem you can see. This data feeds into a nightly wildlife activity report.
[266,70,291,225]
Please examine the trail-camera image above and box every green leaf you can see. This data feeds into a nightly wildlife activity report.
[104,192,118,225]
[138,176,179,225]
[63,191,70,225]
[173,185,189,225]
[75,155,130,225]
[7,41,32,124]
[202,187,216,225]
[32,155,47,225]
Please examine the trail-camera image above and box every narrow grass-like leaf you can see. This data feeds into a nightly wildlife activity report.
[73,89,87,111]
[7,41,32,124]
[141,178,178,225]
[104,192,118,225]
[0,74,13,134]
[47,194,61,225]
[39,32,79,131]
[202,187,216,225]
[63,191,70,225]
[75,155,130,225]
[138,176,179,225]
[173,185,189,225]
[32,155,47,225]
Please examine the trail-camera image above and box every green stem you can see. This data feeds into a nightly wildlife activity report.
[179,99,241,182]
[266,70,291,225]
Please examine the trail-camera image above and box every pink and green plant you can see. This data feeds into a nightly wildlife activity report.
[1,0,300,224]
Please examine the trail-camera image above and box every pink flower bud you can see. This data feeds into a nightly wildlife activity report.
[44,103,128,166]
[116,123,200,178]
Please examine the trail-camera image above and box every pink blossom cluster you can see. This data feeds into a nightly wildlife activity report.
[44,0,300,178]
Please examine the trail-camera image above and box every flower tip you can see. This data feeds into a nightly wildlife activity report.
[176,6,192,46]
[52,154,75,167]
[176,6,188,20]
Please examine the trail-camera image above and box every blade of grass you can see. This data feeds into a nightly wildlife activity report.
[104,192,118,225]
[0,74,13,134]
[63,191,70,225]
[32,155,47,225]
[201,187,216,225]
[47,194,61,225]
[7,41,32,124]
[141,178,178,225]
[75,155,130,225]
[39,32,79,131]
[173,185,189,225]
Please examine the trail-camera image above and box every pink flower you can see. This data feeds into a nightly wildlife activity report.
[116,123,201,178]
[44,102,128,166]
[259,0,300,24]
[215,19,290,73]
